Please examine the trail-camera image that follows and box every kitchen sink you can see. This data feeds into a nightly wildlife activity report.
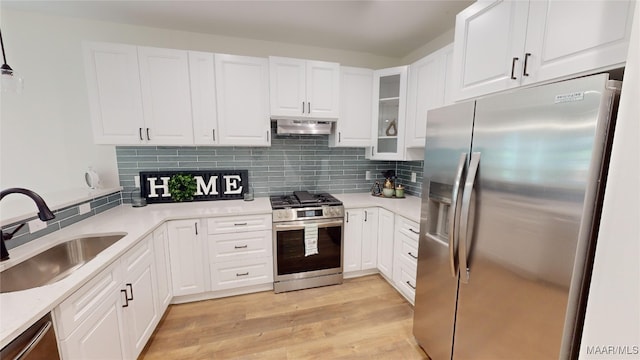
[0,234,126,293]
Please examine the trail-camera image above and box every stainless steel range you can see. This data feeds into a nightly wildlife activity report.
[270,191,344,293]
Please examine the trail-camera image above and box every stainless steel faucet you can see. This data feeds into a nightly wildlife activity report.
[0,188,55,261]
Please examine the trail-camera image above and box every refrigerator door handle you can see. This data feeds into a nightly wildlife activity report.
[448,153,467,278]
[459,152,481,284]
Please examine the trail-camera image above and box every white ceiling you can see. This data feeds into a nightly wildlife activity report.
[2,0,474,58]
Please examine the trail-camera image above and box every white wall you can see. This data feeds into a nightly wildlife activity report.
[579,2,640,358]
[401,28,455,65]
[0,8,400,222]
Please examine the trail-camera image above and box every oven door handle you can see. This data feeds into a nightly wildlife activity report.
[274,220,343,231]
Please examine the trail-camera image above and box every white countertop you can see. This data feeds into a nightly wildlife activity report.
[334,193,422,223]
[0,193,422,348]
[0,197,271,348]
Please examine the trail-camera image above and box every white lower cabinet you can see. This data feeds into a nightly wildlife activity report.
[207,215,273,291]
[167,219,207,296]
[376,208,395,279]
[55,235,160,360]
[393,215,420,304]
[344,208,378,274]
[152,223,172,313]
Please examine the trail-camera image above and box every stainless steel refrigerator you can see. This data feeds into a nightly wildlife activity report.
[413,73,621,359]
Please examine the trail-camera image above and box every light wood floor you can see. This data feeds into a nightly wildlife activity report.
[140,275,428,359]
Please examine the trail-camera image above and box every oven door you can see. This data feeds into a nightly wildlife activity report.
[273,218,343,281]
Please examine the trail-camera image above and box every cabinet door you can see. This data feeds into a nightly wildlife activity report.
[405,45,448,148]
[83,42,144,144]
[523,0,634,85]
[343,209,364,273]
[361,208,379,270]
[138,46,194,145]
[369,66,408,160]
[121,236,159,358]
[452,0,529,101]
[215,54,271,146]
[168,219,206,296]
[58,290,129,360]
[306,60,340,118]
[189,51,218,145]
[329,66,373,147]
[269,57,306,118]
[153,224,172,313]
[377,208,395,279]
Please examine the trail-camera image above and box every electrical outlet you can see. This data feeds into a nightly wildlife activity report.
[28,218,47,233]
[134,175,140,188]
[365,171,371,180]
[411,172,417,183]
[79,203,91,215]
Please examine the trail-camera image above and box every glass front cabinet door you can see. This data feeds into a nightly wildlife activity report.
[368,66,408,160]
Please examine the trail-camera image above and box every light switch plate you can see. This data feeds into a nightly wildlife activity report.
[79,203,91,215]
[365,171,371,180]
[28,219,47,233]
[411,172,417,183]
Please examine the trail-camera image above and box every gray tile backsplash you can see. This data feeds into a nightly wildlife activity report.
[1,192,122,250]
[116,126,424,201]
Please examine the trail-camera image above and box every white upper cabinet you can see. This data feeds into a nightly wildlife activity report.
[329,66,373,148]
[215,54,271,146]
[523,0,634,85]
[269,56,340,119]
[188,51,218,145]
[83,42,145,144]
[405,44,453,150]
[452,0,529,101]
[452,0,634,101]
[367,66,408,161]
[138,46,194,145]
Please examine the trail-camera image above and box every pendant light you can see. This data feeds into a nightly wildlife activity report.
[0,29,23,93]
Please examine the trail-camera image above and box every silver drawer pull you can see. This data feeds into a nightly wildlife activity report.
[406,281,416,290]
[408,252,418,260]
[234,245,248,249]
[409,228,419,235]
[234,223,248,226]
[236,272,249,277]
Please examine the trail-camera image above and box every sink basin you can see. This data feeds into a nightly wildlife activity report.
[0,234,126,293]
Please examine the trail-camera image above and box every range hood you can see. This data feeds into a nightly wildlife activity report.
[276,119,333,135]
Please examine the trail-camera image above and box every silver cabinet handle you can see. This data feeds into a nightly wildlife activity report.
[449,153,467,278]
[125,283,134,301]
[12,320,53,360]
[236,272,249,277]
[406,281,416,290]
[139,128,143,141]
[234,245,248,249]
[459,152,481,284]
[510,57,519,80]
[523,53,531,77]
[146,128,151,141]
[408,252,418,260]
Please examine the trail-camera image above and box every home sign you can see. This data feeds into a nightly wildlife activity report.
[139,170,249,203]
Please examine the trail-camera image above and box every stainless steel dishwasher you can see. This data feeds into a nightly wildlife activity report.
[1,313,60,360]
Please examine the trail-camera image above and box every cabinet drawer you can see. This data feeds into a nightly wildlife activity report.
[396,257,417,304]
[396,216,420,242]
[398,234,419,266]
[208,230,272,261]
[207,214,272,234]
[210,257,273,290]
[55,261,122,338]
